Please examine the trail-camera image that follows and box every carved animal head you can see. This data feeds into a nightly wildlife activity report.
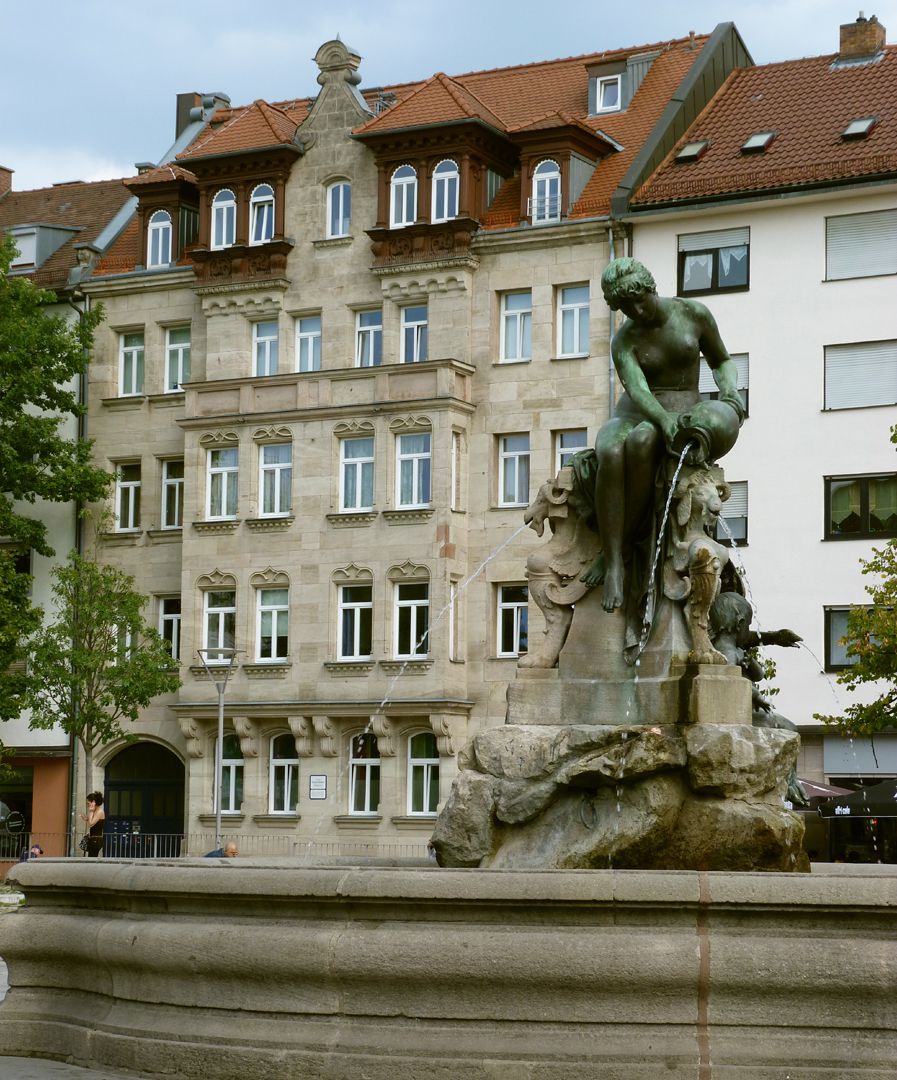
[674,466,730,531]
[524,469,574,536]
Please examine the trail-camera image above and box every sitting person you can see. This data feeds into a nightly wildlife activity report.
[205,841,239,858]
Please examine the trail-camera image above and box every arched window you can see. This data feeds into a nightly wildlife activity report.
[390,165,417,228]
[326,181,351,238]
[212,189,236,249]
[217,733,243,814]
[249,184,275,245]
[269,733,299,814]
[147,210,172,267]
[349,732,380,814]
[407,731,439,815]
[531,160,561,224]
[431,159,459,223]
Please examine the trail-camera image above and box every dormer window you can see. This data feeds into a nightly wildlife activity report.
[531,160,561,224]
[249,184,275,245]
[431,160,459,223]
[212,189,236,249]
[741,131,776,153]
[390,165,417,228]
[147,210,172,267]
[595,75,622,113]
[9,229,36,267]
[675,140,709,163]
[842,116,877,139]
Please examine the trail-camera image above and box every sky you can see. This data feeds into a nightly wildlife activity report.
[3,0,895,191]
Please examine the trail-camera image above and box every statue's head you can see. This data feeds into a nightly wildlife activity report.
[709,591,752,638]
[601,257,657,311]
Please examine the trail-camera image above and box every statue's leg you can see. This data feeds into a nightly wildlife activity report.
[584,421,630,609]
[622,421,661,541]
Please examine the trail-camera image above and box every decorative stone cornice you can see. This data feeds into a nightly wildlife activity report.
[244,516,294,533]
[331,563,373,583]
[191,239,294,290]
[323,660,375,677]
[326,511,377,528]
[242,662,291,680]
[252,425,292,442]
[382,508,434,525]
[196,569,237,588]
[192,520,240,536]
[367,218,479,273]
[378,659,433,676]
[199,430,240,445]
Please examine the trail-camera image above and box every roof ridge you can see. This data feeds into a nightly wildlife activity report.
[434,72,507,129]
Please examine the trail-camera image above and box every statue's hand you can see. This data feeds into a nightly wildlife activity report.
[659,412,679,453]
[764,629,802,648]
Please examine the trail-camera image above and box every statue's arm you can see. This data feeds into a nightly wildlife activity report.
[689,300,746,424]
[612,337,678,448]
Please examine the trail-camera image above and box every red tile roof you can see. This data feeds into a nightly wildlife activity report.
[354,72,506,135]
[93,215,141,276]
[178,100,299,161]
[125,163,198,187]
[634,45,897,205]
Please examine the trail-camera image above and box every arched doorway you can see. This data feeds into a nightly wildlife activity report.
[104,743,185,857]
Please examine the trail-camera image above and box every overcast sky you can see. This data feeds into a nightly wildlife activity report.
[4,0,895,191]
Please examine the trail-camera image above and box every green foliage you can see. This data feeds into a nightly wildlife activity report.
[25,554,181,781]
[0,549,42,723]
[753,651,780,700]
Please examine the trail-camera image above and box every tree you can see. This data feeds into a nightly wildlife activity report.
[26,553,181,789]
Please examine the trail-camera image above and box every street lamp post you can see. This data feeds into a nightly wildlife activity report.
[196,647,237,850]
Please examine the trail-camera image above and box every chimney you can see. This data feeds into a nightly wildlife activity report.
[0,166,12,198]
[176,93,203,140]
[839,13,886,60]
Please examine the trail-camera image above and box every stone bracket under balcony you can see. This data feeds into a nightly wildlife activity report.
[191,239,294,290]
[367,218,479,272]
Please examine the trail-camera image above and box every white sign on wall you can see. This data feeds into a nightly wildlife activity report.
[308,775,327,800]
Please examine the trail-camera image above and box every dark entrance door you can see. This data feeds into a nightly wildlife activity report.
[104,743,185,857]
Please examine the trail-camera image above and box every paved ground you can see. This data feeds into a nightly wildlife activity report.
[0,1060,155,1079]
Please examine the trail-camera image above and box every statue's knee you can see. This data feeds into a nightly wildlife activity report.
[626,424,658,458]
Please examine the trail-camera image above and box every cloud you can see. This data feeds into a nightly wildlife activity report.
[3,147,136,193]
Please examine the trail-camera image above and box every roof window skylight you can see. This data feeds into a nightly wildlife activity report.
[741,131,776,153]
[675,140,709,163]
[842,116,877,139]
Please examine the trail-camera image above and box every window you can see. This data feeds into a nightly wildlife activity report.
[257,587,289,661]
[396,432,431,507]
[296,315,321,372]
[499,434,530,506]
[349,732,380,814]
[448,579,462,661]
[451,431,462,511]
[401,305,428,364]
[741,131,775,153]
[595,75,621,112]
[119,332,144,396]
[500,290,532,363]
[675,140,709,163]
[826,474,897,540]
[115,464,141,531]
[557,284,589,357]
[204,590,236,661]
[9,230,36,267]
[716,480,748,545]
[217,733,243,814]
[824,340,897,410]
[269,734,299,814]
[159,597,181,660]
[161,459,184,529]
[408,731,439,815]
[211,190,236,250]
[340,437,374,511]
[678,228,749,295]
[165,326,191,391]
[826,209,897,281]
[253,320,279,377]
[339,584,372,660]
[555,429,588,473]
[249,184,274,245]
[395,582,429,658]
[355,310,382,368]
[497,584,528,657]
[825,607,859,671]
[390,165,417,228]
[327,181,351,238]
[531,160,561,223]
[699,353,750,416]
[431,160,459,222]
[207,447,239,519]
[147,210,172,267]
[486,169,503,208]
[842,117,876,139]
[259,443,292,516]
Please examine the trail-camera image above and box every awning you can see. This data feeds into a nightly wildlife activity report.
[800,779,853,800]
[817,777,897,818]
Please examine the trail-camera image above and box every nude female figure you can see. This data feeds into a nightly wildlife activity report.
[581,258,745,612]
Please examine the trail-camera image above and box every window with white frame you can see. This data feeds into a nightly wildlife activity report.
[431,159,459,222]
[257,587,289,661]
[557,284,589,357]
[395,581,429,658]
[259,443,292,517]
[115,464,141,531]
[211,189,236,250]
[555,429,588,473]
[408,731,439,815]
[500,290,532,363]
[249,184,275,245]
[338,584,373,660]
[204,590,236,661]
[119,332,144,396]
[595,74,621,112]
[349,732,380,814]
[355,310,382,368]
[9,230,36,267]
[165,326,191,391]
[390,165,417,228]
[147,210,172,267]
[217,733,243,814]
[295,315,321,372]
[531,160,561,223]
[450,430,462,511]
[678,228,749,295]
[269,733,299,814]
[499,434,530,506]
[716,480,748,546]
[340,436,374,511]
[699,353,750,416]
[159,597,181,660]
[497,584,528,657]
[161,459,184,529]
[207,447,239,519]
[448,578,462,661]
[826,208,897,281]
[824,340,897,410]
[253,320,279,377]
[396,432,431,507]
[401,305,428,364]
[326,181,351,239]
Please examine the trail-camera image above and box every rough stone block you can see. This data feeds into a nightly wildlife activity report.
[686,724,799,798]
